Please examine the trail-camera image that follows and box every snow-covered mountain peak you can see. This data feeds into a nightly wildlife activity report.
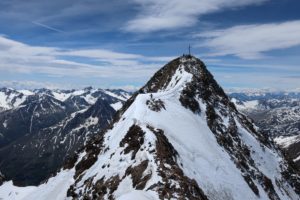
[1,56,299,200]
[62,56,300,199]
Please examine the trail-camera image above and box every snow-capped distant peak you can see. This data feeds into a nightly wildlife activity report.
[18,90,34,96]
[104,90,128,101]
[0,89,31,110]
[51,91,72,102]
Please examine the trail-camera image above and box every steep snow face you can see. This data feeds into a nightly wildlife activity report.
[115,90,255,199]
[1,56,299,199]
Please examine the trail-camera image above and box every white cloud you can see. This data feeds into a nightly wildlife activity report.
[58,49,142,60]
[0,80,69,90]
[197,20,300,59]
[124,0,267,32]
[0,35,170,80]
[144,56,177,62]
[108,85,140,92]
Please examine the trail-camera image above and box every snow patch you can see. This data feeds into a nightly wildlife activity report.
[0,92,10,109]
[3,120,7,128]
[110,102,123,111]
[51,92,71,102]
[82,94,97,105]
[18,90,34,96]
[116,190,158,200]
[274,135,300,148]
[0,181,36,200]
[104,90,127,101]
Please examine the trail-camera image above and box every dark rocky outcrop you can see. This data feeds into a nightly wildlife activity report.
[120,125,145,160]
[147,125,208,200]
[146,97,166,112]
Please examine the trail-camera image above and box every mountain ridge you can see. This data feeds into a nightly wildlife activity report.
[0,55,299,200]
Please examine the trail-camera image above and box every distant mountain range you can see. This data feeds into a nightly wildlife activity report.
[0,87,131,185]
[229,91,300,170]
[229,91,300,137]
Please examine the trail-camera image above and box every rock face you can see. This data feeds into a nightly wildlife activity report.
[0,88,130,186]
[0,55,299,200]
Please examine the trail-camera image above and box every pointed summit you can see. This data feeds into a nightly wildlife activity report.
[64,55,300,199]
[141,55,211,92]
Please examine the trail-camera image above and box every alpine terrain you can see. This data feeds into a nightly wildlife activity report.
[0,55,299,200]
[230,91,300,138]
[0,87,130,186]
[230,92,300,170]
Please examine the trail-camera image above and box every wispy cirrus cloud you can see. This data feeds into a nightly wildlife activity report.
[58,49,142,60]
[32,21,65,33]
[0,0,133,38]
[196,20,300,59]
[124,0,268,32]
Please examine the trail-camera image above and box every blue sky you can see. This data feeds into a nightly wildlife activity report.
[0,0,300,91]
